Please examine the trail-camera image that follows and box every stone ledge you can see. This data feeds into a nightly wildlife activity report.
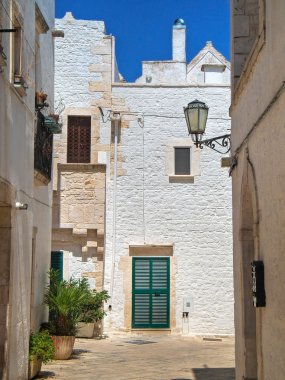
[169,175,195,183]
[129,245,173,256]
[58,163,106,172]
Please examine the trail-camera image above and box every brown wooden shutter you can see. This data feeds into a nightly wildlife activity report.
[67,116,91,163]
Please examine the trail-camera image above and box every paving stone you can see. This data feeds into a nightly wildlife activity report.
[38,333,235,380]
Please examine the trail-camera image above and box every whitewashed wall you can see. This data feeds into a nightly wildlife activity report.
[0,1,55,378]
[104,83,234,335]
[53,15,234,336]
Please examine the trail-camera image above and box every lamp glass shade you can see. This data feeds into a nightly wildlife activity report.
[184,100,209,135]
[198,107,208,133]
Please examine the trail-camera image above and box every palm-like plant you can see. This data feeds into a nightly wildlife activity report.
[44,270,90,336]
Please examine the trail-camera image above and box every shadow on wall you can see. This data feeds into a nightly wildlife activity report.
[192,367,235,380]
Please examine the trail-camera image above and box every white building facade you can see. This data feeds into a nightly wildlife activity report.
[0,0,55,378]
[105,20,233,334]
[54,15,234,336]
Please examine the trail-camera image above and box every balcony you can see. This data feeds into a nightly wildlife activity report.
[34,111,53,185]
[0,45,7,69]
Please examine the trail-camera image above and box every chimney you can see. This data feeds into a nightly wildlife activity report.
[172,18,186,62]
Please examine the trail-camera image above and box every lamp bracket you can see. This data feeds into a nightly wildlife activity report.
[0,29,16,33]
[193,134,231,154]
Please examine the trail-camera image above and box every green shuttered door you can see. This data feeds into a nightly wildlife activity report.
[51,251,63,280]
[132,257,170,328]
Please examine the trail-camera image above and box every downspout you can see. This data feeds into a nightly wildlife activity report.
[109,112,120,307]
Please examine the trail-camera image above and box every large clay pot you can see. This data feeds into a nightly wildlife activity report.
[52,336,75,360]
[28,357,42,379]
[76,322,95,338]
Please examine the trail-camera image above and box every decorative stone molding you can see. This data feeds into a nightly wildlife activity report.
[35,4,49,34]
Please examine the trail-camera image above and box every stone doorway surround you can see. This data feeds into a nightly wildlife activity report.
[236,155,262,380]
[118,244,177,332]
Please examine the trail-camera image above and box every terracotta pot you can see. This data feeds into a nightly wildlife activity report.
[76,322,95,338]
[52,336,75,360]
[28,357,42,379]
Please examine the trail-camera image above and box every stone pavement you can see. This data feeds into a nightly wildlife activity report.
[37,333,235,380]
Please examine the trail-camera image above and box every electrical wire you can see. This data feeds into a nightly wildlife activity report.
[99,109,230,122]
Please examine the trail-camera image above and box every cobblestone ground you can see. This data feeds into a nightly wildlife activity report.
[37,333,235,380]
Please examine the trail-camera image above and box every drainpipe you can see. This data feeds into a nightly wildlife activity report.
[109,112,121,307]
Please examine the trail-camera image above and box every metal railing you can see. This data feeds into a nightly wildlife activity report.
[34,111,53,183]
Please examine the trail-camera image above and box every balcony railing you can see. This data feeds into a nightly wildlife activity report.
[34,111,53,184]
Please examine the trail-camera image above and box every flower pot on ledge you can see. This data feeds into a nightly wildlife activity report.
[35,91,48,109]
[44,116,62,134]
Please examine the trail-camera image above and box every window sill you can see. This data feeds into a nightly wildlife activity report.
[58,163,106,172]
[169,175,194,183]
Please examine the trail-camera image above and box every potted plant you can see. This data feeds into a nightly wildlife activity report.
[43,115,62,133]
[35,91,48,109]
[28,330,55,379]
[44,270,90,359]
[76,281,109,338]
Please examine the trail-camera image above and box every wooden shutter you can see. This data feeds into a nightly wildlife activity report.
[67,116,91,163]
[132,257,170,328]
[51,251,63,280]
[151,259,169,326]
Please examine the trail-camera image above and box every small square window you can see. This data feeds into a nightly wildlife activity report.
[174,147,190,175]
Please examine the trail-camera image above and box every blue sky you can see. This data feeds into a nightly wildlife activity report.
[55,0,230,82]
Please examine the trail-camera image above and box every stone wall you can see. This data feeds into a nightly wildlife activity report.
[53,13,112,287]
[231,1,285,378]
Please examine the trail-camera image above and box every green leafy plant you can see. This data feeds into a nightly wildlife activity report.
[79,287,110,323]
[44,270,90,336]
[29,330,55,364]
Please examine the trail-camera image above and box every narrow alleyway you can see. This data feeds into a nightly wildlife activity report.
[38,333,235,380]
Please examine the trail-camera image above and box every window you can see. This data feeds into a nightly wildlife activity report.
[12,1,23,78]
[201,64,226,85]
[67,116,91,163]
[174,147,190,175]
[165,139,200,182]
[13,20,22,76]
[11,3,26,95]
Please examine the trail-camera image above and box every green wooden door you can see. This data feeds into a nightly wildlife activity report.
[51,251,63,280]
[132,257,170,328]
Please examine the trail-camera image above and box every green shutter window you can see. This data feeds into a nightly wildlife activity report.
[51,251,63,280]
[132,257,170,329]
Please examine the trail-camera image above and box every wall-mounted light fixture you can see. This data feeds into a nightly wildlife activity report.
[184,99,231,154]
[15,202,28,210]
[51,29,65,38]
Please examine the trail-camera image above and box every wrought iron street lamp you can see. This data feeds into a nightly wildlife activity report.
[184,99,231,154]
